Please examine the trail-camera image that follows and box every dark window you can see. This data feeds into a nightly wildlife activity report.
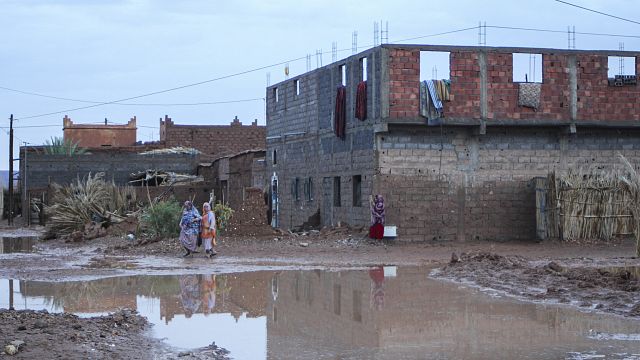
[353,290,362,322]
[333,176,341,207]
[352,175,362,207]
[273,149,277,165]
[333,284,341,315]
[291,177,300,201]
[273,87,279,102]
[304,177,314,201]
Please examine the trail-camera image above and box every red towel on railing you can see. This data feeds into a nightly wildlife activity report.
[334,86,346,139]
[355,81,367,120]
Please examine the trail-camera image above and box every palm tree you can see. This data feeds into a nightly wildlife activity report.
[43,137,87,155]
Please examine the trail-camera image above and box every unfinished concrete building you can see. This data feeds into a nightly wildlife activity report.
[266,44,640,241]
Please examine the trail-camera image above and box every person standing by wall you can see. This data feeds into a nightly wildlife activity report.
[201,202,217,258]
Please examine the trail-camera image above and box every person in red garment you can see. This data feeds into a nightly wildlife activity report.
[369,194,385,240]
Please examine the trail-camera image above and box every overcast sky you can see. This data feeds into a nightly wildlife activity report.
[1,0,639,170]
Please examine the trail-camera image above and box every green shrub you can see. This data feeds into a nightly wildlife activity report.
[213,202,234,232]
[141,200,182,238]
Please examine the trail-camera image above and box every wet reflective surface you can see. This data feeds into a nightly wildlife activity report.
[2,266,640,360]
[0,236,35,253]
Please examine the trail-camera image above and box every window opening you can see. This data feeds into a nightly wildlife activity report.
[420,51,450,81]
[352,175,362,207]
[272,149,277,165]
[273,87,279,102]
[340,64,346,86]
[304,177,314,201]
[294,79,300,96]
[608,56,637,86]
[292,177,300,201]
[360,57,368,81]
[333,176,341,207]
[513,53,542,83]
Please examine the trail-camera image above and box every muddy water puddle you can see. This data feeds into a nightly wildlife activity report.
[2,266,640,360]
[0,236,35,253]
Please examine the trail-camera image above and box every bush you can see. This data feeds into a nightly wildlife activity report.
[141,200,182,238]
[213,202,234,232]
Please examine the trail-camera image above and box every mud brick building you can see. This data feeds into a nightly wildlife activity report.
[63,115,137,148]
[266,44,640,241]
[160,115,266,159]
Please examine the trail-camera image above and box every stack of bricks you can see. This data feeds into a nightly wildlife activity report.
[448,51,481,119]
[388,48,420,118]
[577,54,640,121]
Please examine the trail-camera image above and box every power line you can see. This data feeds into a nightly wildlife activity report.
[0,86,265,106]
[392,26,480,43]
[14,57,305,121]
[487,25,640,39]
[554,0,640,26]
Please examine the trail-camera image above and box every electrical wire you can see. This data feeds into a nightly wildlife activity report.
[487,25,640,39]
[554,0,640,26]
[0,86,266,106]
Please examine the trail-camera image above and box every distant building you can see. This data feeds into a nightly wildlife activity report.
[63,115,137,148]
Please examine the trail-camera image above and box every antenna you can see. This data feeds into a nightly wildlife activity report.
[352,31,358,54]
[306,54,312,72]
[432,65,438,80]
[266,72,271,87]
[374,21,379,46]
[285,62,290,79]
[332,41,337,62]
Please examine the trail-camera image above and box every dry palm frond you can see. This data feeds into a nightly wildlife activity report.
[44,172,140,237]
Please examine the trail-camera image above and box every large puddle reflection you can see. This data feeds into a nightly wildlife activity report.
[2,266,640,359]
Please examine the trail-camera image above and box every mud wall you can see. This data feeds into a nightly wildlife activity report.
[376,126,640,241]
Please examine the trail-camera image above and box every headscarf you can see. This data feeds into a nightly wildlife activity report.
[371,194,385,225]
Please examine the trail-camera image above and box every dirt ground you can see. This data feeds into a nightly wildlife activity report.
[1,222,639,359]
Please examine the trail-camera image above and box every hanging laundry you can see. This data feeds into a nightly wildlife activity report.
[518,82,541,110]
[426,80,443,113]
[355,81,367,121]
[419,81,430,118]
[435,79,451,102]
[334,85,347,139]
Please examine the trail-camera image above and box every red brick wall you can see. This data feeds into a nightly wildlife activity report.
[577,54,640,121]
[448,51,482,119]
[388,47,640,123]
[160,116,266,158]
[387,49,420,118]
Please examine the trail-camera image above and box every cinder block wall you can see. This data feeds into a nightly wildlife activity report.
[266,48,384,229]
[376,126,640,241]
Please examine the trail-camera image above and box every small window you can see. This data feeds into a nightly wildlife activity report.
[360,57,368,81]
[294,79,300,96]
[340,64,346,86]
[272,149,277,165]
[333,176,341,207]
[352,290,362,322]
[333,284,341,315]
[291,177,300,201]
[273,87,279,102]
[352,175,362,207]
[304,177,314,201]
[513,53,542,83]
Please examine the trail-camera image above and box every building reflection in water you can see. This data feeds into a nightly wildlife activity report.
[7,266,640,360]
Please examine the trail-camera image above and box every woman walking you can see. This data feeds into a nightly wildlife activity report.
[201,202,217,258]
[179,200,201,257]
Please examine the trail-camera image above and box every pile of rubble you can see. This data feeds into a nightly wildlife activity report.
[224,188,275,237]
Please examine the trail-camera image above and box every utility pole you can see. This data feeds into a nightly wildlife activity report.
[8,114,13,226]
[23,141,28,226]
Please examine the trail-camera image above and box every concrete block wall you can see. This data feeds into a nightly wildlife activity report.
[25,152,199,189]
[266,48,382,230]
[375,126,640,241]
